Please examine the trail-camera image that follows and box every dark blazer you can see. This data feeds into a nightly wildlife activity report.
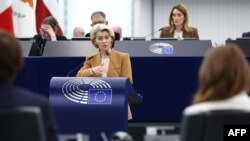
[33,34,67,49]
[29,34,67,56]
[0,83,58,141]
[242,32,250,37]
[85,32,121,40]
[160,26,199,39]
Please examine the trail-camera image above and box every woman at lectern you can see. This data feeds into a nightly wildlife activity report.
[160,3,199,40]
[76,24,133,120]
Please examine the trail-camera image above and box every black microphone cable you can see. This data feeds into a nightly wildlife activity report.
[66,56,93,76]
[144,27,165,39]
[66,62,84,77]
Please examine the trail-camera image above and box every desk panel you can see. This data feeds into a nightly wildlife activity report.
[226,39,250,56]
[15,57,202,122]
[41,40,211,57]
[19,40,33,57]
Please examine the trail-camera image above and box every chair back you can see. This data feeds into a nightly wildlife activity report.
[0,106,46,141]
[181,110,250,141]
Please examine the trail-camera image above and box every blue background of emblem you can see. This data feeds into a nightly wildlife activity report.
[89,89,112,104]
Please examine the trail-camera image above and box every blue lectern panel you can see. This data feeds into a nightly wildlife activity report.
[49,77,140,141]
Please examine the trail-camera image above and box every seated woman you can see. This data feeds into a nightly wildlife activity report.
[29,16,67,56]
[160,3,199,40]
[76,24,133,120]
[33,16,67,48]
[184,44,250,116]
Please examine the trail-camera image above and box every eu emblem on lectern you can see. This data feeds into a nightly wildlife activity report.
[62,78,112,104]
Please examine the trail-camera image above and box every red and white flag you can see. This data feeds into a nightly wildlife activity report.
[0,0,14,34]
[12,0,37,37]
[36,0,63,35]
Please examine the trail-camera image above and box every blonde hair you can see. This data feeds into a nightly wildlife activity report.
[90,24,115,48]
[193,44,250,103]
[168,3,193,33]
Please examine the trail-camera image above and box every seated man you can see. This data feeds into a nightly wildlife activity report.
[85,11,120,40]
[0,29,58,141]
[111,25,122,40]
[73,26,85,37]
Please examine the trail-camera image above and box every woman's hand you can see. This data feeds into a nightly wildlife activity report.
[41,24,57,41]
[91,63,107,74]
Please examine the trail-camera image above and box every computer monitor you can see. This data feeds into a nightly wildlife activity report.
[226,39,250,56]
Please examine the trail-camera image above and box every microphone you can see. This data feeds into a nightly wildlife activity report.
[40,39,46,56]
[144,27,165,39]
[100,132,109,141]
[106,51,120,76]
[66,56,93,76]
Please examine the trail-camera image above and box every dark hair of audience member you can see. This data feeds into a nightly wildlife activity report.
[193,44,250,103]
[0,30,23,82]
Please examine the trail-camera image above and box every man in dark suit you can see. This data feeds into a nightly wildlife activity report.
[85,11,120,40]
[0,30,58,141]
[242,32,250,37]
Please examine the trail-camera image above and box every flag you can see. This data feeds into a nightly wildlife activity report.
[12,0,37,37]
[0,0,14,34]
[88,89,112,104]
[35,0,63,35]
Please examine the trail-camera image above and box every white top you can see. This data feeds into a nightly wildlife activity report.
[100,55,110,77]
[184,92,250,115]
[174,30,183,40]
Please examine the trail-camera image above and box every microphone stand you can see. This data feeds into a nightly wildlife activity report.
[66,56,94,77]
[144,27,164,40]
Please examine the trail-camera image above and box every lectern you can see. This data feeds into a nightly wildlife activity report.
[49,77,142,141]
